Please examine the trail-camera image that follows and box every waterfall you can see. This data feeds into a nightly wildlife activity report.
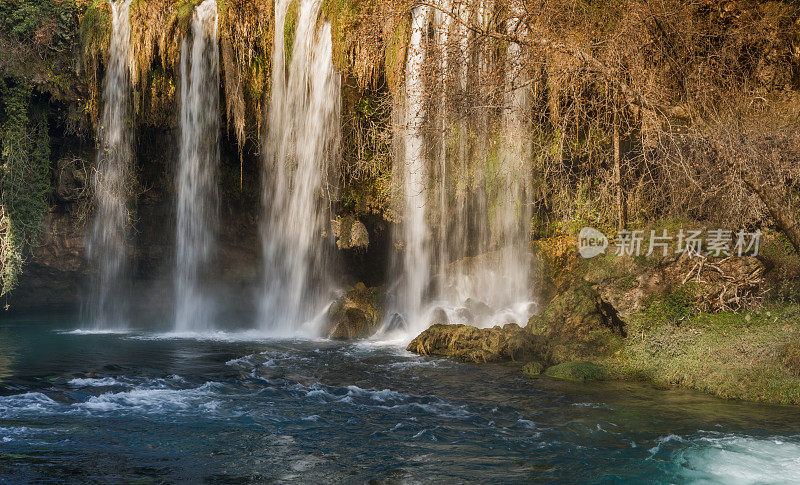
[85,0,133,329]
[391,0,536,337]
[397,4,432,330]
[174,0,220,332]
[259,0,341,335]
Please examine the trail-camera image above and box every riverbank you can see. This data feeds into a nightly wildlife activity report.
[408,229,800,406]
[600,303,800,404]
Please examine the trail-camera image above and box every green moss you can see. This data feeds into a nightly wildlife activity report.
[80,0,110,46]
[544,361,606,382]
[760,230,800,302]
[173,0,204,26]
[384,13,409,93]
[523,361,544,377]
[319,0,358,72]
[634,283,697,330]
[338,87,393,218]
[407,323,544,363]
[284,0,299,66]
[782,337,800,377]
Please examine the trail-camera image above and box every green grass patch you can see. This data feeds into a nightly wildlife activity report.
[602,303,800,404]
[544,361,606,382]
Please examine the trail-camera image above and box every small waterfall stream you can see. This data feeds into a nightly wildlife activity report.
[392,1,536,337]
[174,0,220,332]
[259,0,340,335]
[86,0,133,329]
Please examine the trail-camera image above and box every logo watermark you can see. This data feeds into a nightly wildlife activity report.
[579,227,762,259]
[578,227,609,258]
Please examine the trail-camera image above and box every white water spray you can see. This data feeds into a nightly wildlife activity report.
[86,0,133,329]
[174,0,220,332]
[259,0,341,336]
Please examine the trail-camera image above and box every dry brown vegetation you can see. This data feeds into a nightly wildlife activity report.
[367,0,800,248]
[74,0,800,249]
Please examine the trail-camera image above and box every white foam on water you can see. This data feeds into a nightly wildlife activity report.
[0,426,33,442]
[59,328,132,335]
[72,382,223,414]
[67,377,126,387]
[130,330,285,342]
[0,392,59,415]
[344,386,404,403]
[376,401,471,419]
[649,432,800,484]
[679,434,800,484]
[0,380,224,419]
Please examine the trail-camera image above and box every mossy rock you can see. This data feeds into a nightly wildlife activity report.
[527,283,625,363]
[407,323,546,364]
[544,361,606,382]
[327,283,383,340]
[522,361,544,377]
[529,284,624,335]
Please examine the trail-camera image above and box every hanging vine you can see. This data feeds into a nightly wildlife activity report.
[0,82,51,296]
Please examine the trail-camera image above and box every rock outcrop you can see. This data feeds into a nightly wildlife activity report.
[595,252,767,319]
[406,323,544,363]
[527,283,626,363]
[332,215,369,250]
[327,282,383,339]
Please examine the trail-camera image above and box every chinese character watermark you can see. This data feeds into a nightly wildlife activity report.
[579,227,761,259]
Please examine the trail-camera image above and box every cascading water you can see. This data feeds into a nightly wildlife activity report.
[396,4,432,331]
[85,0,133,329]
[390,0,536,338]
[174,0,220,332]
[259,0,340,335]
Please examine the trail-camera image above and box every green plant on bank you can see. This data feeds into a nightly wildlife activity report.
[0,82,51,297]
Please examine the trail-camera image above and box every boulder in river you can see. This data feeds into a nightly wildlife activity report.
[385,312,407,333]
[427,307,449,326]
[327,283,383,339]
[407,323,545,364]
